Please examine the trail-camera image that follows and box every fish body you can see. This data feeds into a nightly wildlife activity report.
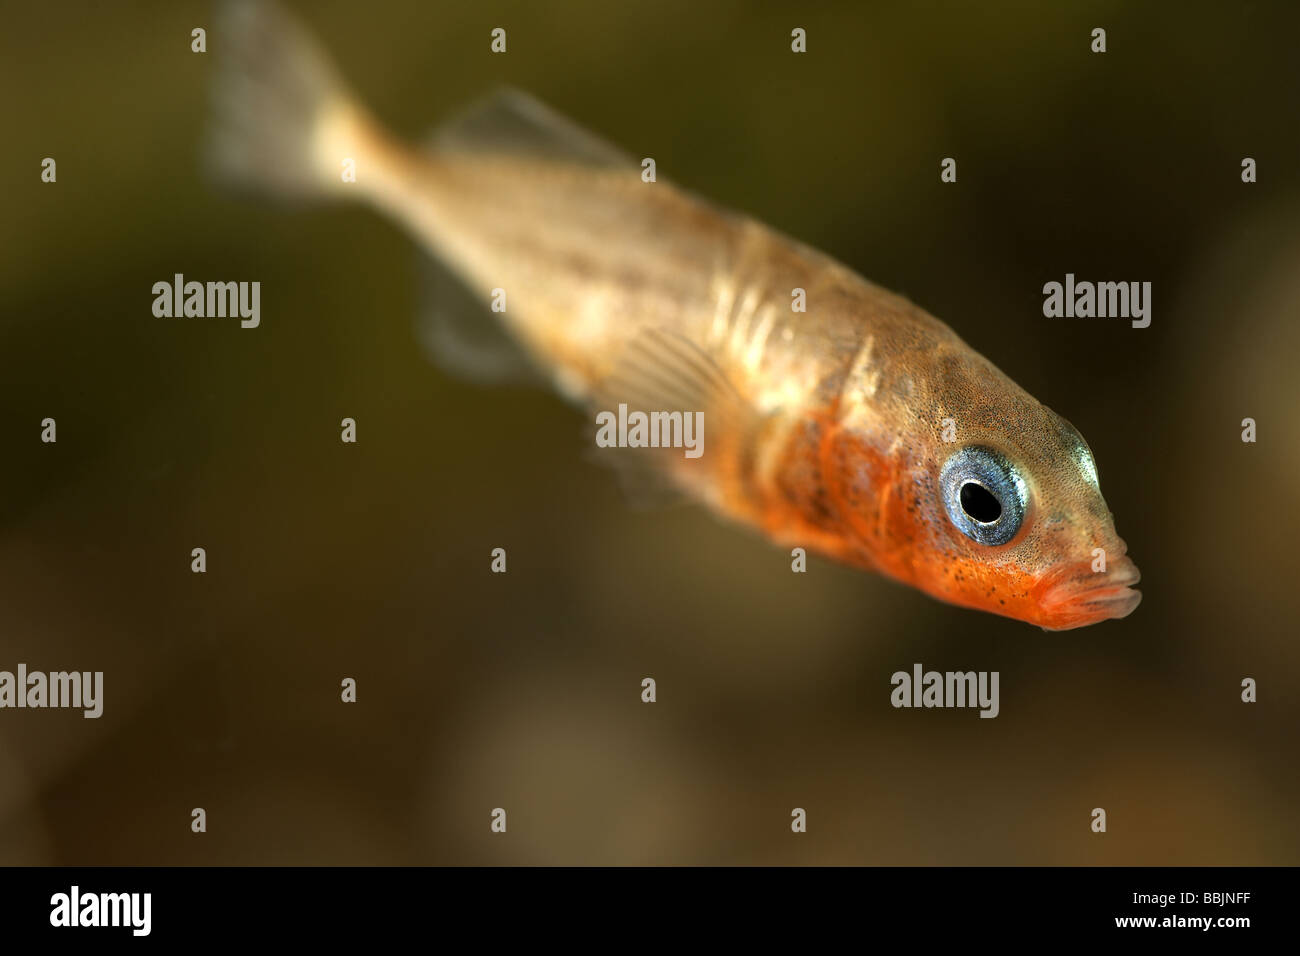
[212,0,1141,630]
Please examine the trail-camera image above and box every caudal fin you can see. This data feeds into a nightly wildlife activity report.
[206,0,367,200]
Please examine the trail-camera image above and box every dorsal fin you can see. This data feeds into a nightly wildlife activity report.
[425,88,635,169]
[413,89,634,383]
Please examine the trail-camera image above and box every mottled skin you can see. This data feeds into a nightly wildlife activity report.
[326,93,1141,630]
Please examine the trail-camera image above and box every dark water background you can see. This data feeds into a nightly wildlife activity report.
[1,0,1297,863]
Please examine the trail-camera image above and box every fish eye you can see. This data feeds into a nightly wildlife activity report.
[939,446,1028,546]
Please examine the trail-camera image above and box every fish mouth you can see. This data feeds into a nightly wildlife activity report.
[1037,550,1142,630]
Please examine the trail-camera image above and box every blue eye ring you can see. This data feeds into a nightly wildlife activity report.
[939,445,1029,546]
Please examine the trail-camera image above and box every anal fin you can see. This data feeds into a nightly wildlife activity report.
[414,248,544,386]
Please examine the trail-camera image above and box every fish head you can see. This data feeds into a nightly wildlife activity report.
[897,398,1141,630]
[835,344,1142,630]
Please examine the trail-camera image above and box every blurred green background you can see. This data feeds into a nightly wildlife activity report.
[1,0,1297,864]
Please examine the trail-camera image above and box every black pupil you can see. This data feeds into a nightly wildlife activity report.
[960,482,1002,524]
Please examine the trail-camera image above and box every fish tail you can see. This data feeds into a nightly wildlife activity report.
[206,0,380,202]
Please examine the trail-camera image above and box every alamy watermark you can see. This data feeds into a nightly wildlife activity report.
[594,404,704,458]
[1042,274,1151,328]
[50,886,150,936]
[0,664,103,718]
[891,663,999,718]
[152,273,260,328]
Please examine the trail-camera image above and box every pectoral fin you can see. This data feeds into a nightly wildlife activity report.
[587,328,764,508]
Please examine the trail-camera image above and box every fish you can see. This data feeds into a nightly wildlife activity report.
[207,0,1141,630]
